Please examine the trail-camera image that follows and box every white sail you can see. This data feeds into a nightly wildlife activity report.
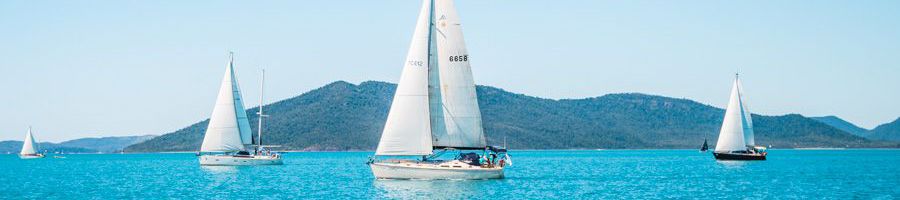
[200,53,253,152]
[431,0,487,149]
[737,79,755,146]
[715,77,751,152]
[375,0,434,156]
[20,127,38,155]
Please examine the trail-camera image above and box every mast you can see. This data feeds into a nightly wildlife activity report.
[257,69,266,152]
[426,0,446,150]
[427,0,435,62]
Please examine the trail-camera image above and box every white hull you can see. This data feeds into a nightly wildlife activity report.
[199,155,283,166]
[19,154,45,159]
[370,160,504,180]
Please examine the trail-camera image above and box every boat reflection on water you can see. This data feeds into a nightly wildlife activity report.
[715,160,751,168]
[200,166,239,188]
[200,166,239,174]
[374,180,482,199]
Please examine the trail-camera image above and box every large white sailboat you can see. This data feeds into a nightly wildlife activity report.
[368,0,510,180]
[19,127,45,159]
[198,53,282,166]
[713,74,767,160]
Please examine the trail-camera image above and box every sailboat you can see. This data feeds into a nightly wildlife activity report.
[699,139,709,152]
[713,74,767,160]
[19,127,45,159]
[368,0,510,180]
[198,53,283,166]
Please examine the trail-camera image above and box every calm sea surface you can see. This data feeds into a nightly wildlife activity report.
[1,150,898,199]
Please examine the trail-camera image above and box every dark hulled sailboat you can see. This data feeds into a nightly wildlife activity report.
[712,74,767,160]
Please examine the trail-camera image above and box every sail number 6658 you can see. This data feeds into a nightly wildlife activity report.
[449,55,468,62]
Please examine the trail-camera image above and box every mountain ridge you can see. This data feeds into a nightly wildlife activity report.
[1,135,157,154]
[812,116,870,137]
[867,117,900,141]
[124,80,897,152]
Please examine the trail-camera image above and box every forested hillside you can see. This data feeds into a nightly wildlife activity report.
[124,81,896,152]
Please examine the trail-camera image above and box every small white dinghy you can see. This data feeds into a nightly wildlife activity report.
[19,127,45,159]
[369,0,510,180]
[198,53,282,166]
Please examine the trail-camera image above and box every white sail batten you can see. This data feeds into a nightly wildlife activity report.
[20,127,38,155]
[431,0,486,149]
[375,0,435,156]
[737,80,755,146]
[715,79,747,152]
[201,54,252,152]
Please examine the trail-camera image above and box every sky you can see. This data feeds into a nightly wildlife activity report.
[1,0,898,142]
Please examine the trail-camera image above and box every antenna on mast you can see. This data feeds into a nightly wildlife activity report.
[229,51,235,64]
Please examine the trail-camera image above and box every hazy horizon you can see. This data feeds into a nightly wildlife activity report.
[2,1,898,142]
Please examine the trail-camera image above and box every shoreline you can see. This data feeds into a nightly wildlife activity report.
[6,148,899,155]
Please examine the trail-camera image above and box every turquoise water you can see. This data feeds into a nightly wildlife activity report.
[1,150,898,199]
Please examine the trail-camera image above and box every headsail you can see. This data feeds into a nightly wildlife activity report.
[20,127,38,155]
[200,53,253,152]
[715,76,753,152]
[430,0,487,149]
[375,0,435,156]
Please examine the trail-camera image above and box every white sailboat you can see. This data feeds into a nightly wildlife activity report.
[19,127,45,159]
[713,74,767,160]
[368,0,510,180]
[198,53,282,166]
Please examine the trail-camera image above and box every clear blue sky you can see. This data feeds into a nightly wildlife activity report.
[1,1,898,142]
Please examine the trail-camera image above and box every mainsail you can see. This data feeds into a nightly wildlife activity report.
[431,0,486,149]
[714,75,754,152]
[20,127,38,155]
[737,79,755,146]
[375,0,486,156]
[200,53,253,152]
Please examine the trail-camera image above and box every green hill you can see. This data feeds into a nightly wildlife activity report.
[811,116,870,137]
[58,135,157,153]
[124,81,896,152]
[867,118,900,141]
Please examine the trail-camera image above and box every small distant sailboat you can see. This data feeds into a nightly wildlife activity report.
[713,74,767,160]
[19,127,45,159]
[198,53,282,166]
[699,139,709,152]
[368,0,510,180]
